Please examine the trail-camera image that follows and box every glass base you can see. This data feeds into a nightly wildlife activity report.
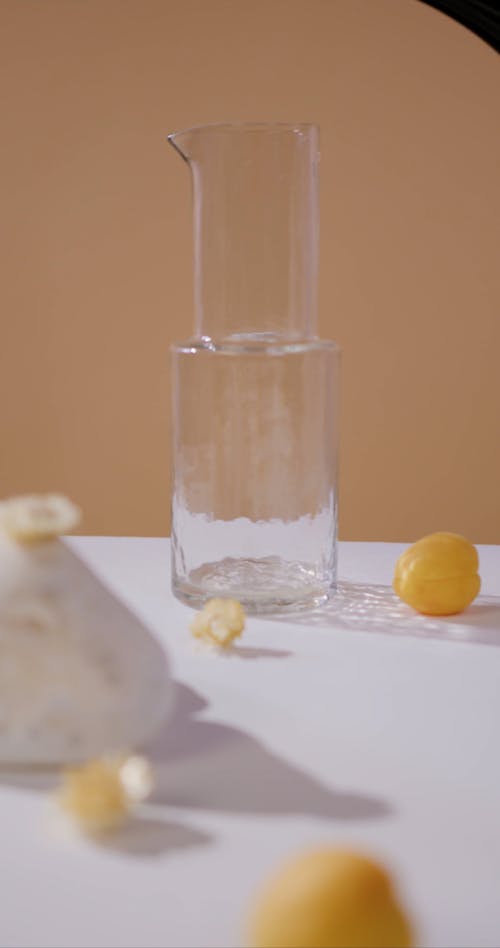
[172,555,334,614]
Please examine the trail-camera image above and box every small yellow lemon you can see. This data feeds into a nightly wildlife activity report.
[248,849,413,948]
[393,532,480,615]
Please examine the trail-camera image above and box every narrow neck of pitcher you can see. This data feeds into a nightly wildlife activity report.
[169,123,320,342]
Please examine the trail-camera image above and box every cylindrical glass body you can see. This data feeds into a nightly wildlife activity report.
[168,123,340,613]
[169,123,319,342]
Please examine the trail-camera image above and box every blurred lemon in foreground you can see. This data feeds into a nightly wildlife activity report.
[393,532,480,616]
[248,848,413,948]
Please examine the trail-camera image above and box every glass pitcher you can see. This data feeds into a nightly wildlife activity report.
[168,123,340,613]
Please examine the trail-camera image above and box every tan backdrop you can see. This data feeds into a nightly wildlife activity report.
[1,0,499,541]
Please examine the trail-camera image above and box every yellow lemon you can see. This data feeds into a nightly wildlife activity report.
[248,849,413,948]
[393,532,480,616]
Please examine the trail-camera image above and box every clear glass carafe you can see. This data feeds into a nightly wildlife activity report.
[168,123,340,613]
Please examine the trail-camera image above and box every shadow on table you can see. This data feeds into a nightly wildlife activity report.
[147,683,391,822]
[222,644,292,660]
[271,582,500,648]
[0,680,391,840]
[93,815,213,859]
[0,684,391,856]
[0,764,214,859]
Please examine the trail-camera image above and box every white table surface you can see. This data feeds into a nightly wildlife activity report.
[1,538,500,948]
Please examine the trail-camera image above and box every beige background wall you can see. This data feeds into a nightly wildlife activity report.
[0,0,498,541]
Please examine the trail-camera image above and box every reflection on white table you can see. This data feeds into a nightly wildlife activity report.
[1,539,499,948]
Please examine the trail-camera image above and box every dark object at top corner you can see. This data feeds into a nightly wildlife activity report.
[418,0,500,52]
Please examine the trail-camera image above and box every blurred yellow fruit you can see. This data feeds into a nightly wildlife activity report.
[393,532,480,616]
[57,755,154,834]
[0,493,81,544]
[58,759,130,833]
[248,849,413,948]
[191,597,246,647]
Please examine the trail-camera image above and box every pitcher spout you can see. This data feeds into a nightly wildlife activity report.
[167,121,319,342]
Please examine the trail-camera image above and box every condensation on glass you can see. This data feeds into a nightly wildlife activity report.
[168,123,340,612]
